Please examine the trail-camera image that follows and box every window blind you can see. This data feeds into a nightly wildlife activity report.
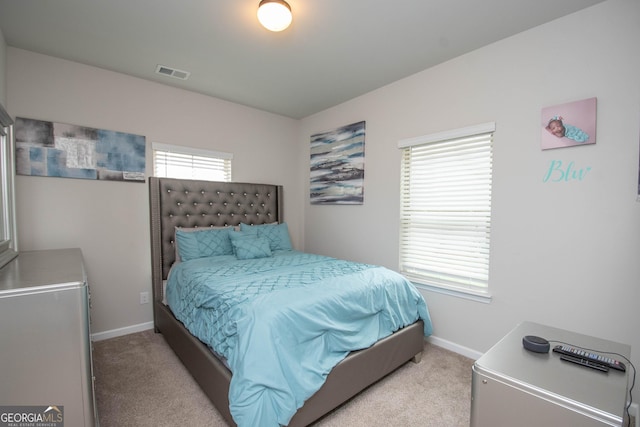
[152,142,232,181]
[398,123,494,295]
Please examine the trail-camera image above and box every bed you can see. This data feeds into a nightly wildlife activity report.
[149,177,432,426]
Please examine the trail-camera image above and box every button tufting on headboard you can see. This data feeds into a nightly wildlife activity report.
[150,178,283,285]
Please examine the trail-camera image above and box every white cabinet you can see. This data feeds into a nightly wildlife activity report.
[0,248,97,426]
[471,321,630,426]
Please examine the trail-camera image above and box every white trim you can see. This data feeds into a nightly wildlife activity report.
[413,280,493,304]
[426,334,483,361]
[398,121,496,148]
[152,142,233,160]
[89,321,490,362]
[91,321,154,342]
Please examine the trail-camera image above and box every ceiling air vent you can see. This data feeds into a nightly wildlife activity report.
[155,64,190,80]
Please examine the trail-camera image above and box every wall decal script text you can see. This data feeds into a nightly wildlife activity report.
[543,160,591,183]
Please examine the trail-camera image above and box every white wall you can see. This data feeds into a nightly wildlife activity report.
[300,0,640,369]
[7,48,302,335]
[5,0,639,373]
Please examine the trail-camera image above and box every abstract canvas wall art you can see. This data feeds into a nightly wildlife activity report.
[310,121,365,204]
[15,117,146,182]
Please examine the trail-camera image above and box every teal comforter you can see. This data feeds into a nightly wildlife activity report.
[166,250,432,427]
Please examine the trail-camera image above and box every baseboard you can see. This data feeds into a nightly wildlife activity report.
[426,335,483,361]
[95,323,486,362]
[91,321,154,342]
[91,322,485,359]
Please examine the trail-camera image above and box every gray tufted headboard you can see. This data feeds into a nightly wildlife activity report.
[149,177,283,308]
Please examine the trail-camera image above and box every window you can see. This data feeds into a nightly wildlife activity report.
[152,142,232,181]
[398,122,494,300]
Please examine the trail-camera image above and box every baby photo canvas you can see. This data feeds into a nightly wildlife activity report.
[541,97,597,150]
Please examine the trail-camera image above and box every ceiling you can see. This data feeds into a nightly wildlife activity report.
[0,0,605,119]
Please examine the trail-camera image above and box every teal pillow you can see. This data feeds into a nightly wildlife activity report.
[231,236,272,260]
[240,222,292,251]
[228,228,258,242]
[175,227,233,261]
[228,228,259,256]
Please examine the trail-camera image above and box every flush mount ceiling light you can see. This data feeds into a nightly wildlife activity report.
[257,0,292,32]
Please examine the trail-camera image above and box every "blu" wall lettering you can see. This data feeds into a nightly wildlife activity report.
[543,160,592,183]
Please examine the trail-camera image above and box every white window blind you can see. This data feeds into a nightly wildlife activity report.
[152,142,232,181]
[398,123,494,297]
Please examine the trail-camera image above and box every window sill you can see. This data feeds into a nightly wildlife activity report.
[408,279,492,304]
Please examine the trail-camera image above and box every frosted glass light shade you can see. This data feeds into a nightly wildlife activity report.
[257,0,292,32]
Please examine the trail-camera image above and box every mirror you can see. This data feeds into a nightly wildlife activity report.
[0,102,17,269]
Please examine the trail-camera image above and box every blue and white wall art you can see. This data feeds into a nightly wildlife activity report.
[15,117,146,182]
[310,121,365,204]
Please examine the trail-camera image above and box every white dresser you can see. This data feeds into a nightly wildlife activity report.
[471,321,630,426]
[0,248,98,426]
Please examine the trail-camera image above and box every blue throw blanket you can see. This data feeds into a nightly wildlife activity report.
[166,251,432,427]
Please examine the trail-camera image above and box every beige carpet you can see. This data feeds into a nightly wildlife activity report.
[93,330,473,426]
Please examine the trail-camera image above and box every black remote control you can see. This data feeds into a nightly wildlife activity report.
[553,345,626,372]
[559,354,609,372]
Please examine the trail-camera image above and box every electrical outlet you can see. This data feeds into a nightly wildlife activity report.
[139,291,149,305]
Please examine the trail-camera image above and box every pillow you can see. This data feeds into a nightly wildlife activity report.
[239,222,292,251]
[228,227,258,242]
[231,236,272,260]
[228,228,258,255]
[175,227,233,261]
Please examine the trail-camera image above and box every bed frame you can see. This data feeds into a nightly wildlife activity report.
[149,177,424,426]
